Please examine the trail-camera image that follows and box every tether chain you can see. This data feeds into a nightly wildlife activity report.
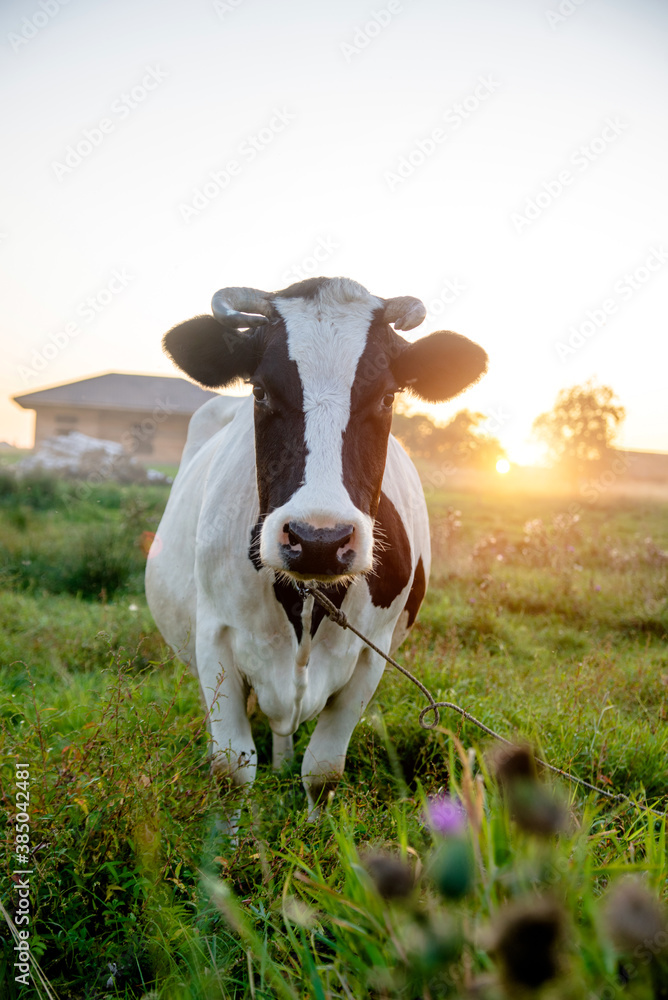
[301,584,666,821]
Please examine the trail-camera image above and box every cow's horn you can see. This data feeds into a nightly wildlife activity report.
[382,295,427,332]
[211,287,273,330]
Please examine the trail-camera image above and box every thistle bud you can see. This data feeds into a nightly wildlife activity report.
[604,879,668,954]
[492,897,564,990]
[431,837,474,900]
[362,851,415,901]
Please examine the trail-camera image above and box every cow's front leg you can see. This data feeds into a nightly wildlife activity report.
[301,645,385,821]
[272,733,294,770]
[196,628,256,837]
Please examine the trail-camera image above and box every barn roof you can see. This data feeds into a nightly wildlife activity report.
[13,372,219,415]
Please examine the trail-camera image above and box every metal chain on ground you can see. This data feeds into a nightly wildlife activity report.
[302,584,666,821]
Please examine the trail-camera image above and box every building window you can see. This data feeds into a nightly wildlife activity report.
[130,422,155,455]
[54,413,78,436]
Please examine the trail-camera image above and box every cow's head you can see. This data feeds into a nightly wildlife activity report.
[163,277,487,583]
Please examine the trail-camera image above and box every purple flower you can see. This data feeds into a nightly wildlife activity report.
[425,795,468,836]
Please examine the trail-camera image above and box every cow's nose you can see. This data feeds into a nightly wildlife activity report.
[282,521,355,577]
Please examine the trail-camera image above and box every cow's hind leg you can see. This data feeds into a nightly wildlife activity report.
[301,645,385,821]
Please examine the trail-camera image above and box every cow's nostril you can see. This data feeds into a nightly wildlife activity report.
[288,529,300,547]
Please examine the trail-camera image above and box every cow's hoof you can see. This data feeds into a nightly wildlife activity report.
[305,774,340,820]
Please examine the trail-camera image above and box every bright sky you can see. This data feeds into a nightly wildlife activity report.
[2,0,667,464]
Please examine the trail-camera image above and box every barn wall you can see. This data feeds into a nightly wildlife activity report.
[33,407,191,463]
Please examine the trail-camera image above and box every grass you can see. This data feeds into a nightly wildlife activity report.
[0,477,666,997]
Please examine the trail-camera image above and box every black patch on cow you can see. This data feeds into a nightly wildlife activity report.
[341,311,406,518]
[403,555,426,628]
[367,491,412,609]
[273,578,350,643]
[248,523,349,642]
[310,582,349,637]
[271,576,306,641]
[252,320,307,517]
[248,521,263,571]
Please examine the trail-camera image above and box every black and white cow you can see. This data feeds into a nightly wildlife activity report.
[145,277,487,817]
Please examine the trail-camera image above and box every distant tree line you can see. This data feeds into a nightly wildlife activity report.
[391,408,505,470]
[392,379,626,480]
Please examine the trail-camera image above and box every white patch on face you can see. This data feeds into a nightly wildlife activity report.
[259,282,382,577]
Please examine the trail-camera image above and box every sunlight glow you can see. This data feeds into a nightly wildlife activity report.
[496,458,511,475]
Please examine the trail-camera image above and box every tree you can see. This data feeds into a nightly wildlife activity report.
[533,380,625,480]
[390,411,439,459]
[392,407,505,469]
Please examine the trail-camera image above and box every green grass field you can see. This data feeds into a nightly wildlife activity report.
[1,474,667,998]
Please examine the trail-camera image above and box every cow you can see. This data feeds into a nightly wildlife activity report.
[145,276,487,820]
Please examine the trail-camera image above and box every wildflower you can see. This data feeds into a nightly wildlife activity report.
[362,851,415,901]
[492,897,564,990]
[423,795,474,899]
[425,795,468,836]
[604,879,668,954]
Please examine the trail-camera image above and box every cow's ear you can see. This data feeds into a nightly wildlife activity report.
[392,330,488,402]
[162,316,262,388]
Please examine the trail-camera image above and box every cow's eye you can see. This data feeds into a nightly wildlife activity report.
[252,385,267,403]
[382,392,395,409]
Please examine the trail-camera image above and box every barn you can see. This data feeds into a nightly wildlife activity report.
[12,372,218,464]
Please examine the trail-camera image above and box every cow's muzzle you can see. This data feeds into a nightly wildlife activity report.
[280,521,355,579]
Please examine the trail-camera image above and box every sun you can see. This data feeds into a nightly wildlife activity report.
[496,458,511,475]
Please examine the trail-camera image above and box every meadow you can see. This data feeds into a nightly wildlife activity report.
[0,469,667,999]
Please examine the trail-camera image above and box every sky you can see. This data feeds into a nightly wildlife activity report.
[1,0,667,464]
